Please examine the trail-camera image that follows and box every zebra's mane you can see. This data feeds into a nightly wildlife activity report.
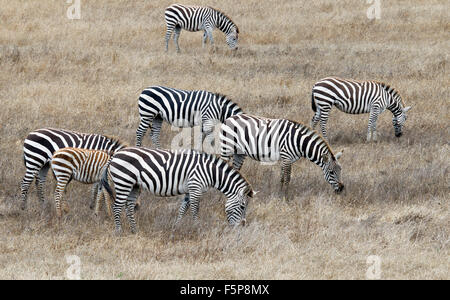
[215,93,231,102]
[287,119,336,158]
[204,151,252,191]
[376,81,405,107]
[103,134,128,148]
[210,7,239,33]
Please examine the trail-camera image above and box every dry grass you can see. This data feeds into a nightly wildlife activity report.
[0,0,449,279]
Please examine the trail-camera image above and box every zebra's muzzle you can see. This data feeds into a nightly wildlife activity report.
[395,132,403,137]
[335,184,344,194]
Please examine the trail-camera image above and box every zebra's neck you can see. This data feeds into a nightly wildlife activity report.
[291,124,332,166]
[210,157,247,198]
[216,95,243,122]
[380,83,403,117]
[213,9,237,34]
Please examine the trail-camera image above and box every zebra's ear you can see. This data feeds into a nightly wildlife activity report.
[335,150,343,160]
[248,190,259,198]
[403,106,412,112]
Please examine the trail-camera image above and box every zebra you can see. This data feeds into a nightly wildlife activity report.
[310,77,412,142]
[100,147,255,234]
[220,114,344,199]
[50,148,113,218]
[135,86,243,148]
[164,4,239,52]
[20,128,127,210]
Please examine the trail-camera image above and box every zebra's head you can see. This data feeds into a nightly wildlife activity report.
[225,27,239,50]
[225,186,256,226]
[392,106,412,137]
[321,151,344,194]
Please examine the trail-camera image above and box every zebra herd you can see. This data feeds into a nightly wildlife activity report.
[19,4,412,234]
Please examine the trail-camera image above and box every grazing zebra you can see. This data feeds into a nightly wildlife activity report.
[310,77,412,142]
[136,86,243,148]
[20,128,127,210]
[100,147,255,234]
[164,4,239,52]
[220,114,344,199]
[50,148,112,218]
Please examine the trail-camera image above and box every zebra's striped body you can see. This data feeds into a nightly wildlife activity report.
[101,147,254,234]
[136,86,243,148]
[220,114,344,198]
[20,128,126,210]
[164,4,239,52]
[310,77,412,141]
[51,148,112,217]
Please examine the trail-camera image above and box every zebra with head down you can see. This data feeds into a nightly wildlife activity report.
[164,4,239,52]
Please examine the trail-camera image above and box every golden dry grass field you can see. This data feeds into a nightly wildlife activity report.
[0,0,448,279]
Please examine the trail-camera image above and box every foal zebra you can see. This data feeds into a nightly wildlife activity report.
[220,114,344,199]
[165,4,239,52]
[51,148,112,217]
[20,128,126,210]
[136,86,243,148]
[311,77,412,142]
[101,147,255,234]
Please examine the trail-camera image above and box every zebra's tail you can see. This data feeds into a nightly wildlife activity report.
[311,91,317,112]
[100,162,114,201]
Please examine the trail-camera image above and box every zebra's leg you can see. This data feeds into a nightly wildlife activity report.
[175,194,190,225]
[367,108,380,142]
[202,31,208,48]
[125,186,140,234]
[113,190,129,235]
[136,115,154,147]
[54,176,70,218]
[173,25,181,53]
[187,187,202,223]
[20,168,39,210]
[206,28,214,46]
[201,120,215,152]
[165,25,175,52]
[93,183,104,217]
[103,188,113,217]
[233,154,246,170]
[311,110,320,129]
[150,115,163,148]
[318,106,331,142]
[35,162,50,204]
[90,183,99,211]
[280,160,292,201]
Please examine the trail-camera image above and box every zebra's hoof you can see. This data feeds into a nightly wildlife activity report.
[20,202,27,210]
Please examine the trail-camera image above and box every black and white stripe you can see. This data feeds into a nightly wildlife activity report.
[311,77,412,141]
[136,86,243,148]
[220,114,344,198]
[20,128,126,210]
[50,148,112,218]
[165,4,239,52]
[101,147,255,234]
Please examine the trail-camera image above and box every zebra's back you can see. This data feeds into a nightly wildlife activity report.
[109,147,202,196]
[312,77,382,114]
[138,86,211,126]
[165,4,210,32]
[221,114,292,162]
[23,128,125,168]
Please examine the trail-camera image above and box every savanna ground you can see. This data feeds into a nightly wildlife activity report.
[0,0,448,279]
